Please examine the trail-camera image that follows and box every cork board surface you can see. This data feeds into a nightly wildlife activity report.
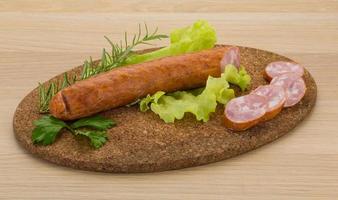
[13,45,317,173]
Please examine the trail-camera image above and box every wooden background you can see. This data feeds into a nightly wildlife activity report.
[1,0,338,199]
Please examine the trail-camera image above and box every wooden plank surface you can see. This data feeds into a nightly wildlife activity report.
[1,1,338,199]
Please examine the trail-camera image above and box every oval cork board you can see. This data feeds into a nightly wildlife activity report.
[13,45,317,173]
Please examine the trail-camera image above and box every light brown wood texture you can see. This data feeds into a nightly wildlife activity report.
[0,0,337,199]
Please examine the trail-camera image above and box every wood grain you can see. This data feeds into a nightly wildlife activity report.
[1,0,338,199]
[1,0,338,12]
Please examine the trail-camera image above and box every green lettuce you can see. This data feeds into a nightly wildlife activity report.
[140,91,165,112]
[224,65,251,91]
[140,65,251,123]
[125,20,217,65]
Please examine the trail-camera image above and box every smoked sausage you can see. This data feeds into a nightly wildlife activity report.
[50,46,237,120]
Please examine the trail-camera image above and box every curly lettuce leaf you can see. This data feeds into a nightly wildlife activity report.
[140,65,250,123]
[125,20,216,65]
[140,91,165,112]
[224,64,251,91]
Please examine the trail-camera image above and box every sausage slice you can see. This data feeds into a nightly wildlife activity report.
[224,94,268,131]
[270,73,306,107]
[264,61,304,81]
[251,85,286,121]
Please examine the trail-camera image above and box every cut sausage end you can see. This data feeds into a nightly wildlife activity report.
[220,46,240,72]
[49,92,69,120]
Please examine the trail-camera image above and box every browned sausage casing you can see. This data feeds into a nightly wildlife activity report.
[49,46,232,120]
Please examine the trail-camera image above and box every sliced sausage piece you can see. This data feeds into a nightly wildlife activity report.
[224,94,268,131]
[251,85,286,121]
[270,73,299,88]
[264,61,304,81]
[270,73,306,107]
[220,46,240,71]
[284,78,306,107]
[50,46,233,120]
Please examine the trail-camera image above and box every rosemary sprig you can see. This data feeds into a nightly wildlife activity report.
[38,23,168,113]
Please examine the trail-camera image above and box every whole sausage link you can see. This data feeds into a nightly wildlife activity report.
[49,46,233,120]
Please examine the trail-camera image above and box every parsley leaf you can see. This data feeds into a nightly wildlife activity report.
[32,115,67,145]
[70,115,116,130]
[75,129,108,149]
[32,115,115,148]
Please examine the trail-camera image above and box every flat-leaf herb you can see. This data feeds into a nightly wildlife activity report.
[32,115,116,149]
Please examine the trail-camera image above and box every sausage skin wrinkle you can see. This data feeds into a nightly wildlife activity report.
[49,46,233,120]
